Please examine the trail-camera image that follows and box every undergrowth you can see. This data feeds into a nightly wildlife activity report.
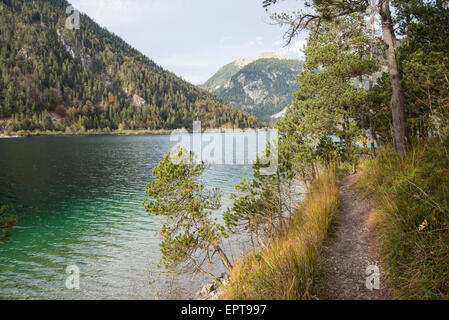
[358,138,449,299]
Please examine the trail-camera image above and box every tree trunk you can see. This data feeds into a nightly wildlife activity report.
[342,107,352,163]
[378,0,408,155]
[369,8,377,158]
[369,111,377,158]
[276,171,284,231]
[359,76,368,149]
[214,245,233,273]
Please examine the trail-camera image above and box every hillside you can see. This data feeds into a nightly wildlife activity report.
[0,0,257,133]
[201,55,303,120]
[201,61,241,93]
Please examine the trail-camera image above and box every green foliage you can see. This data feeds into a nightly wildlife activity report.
[143,148,232,277]
[200,61,241,92]
[359,137,449,299]
[253,0,449,300]
[276,14,376,179]
[0,205,18,242]
[0,0,257,132]
[224,141,295,244]
[396,0,449,138]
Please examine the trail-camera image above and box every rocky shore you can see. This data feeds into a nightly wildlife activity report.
[0,134,20,138]
[196,273,229,300]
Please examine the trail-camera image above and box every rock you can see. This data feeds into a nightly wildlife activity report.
[202,56,303,119]
[198,282,216,297]
[217,273,230,286]
[132,94,147,108]
[220,277,230,287]
[197,273,229,299]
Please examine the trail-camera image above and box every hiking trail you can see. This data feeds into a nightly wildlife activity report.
[325,173,390,300]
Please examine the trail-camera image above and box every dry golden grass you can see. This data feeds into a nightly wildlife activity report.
[222,169,339,300]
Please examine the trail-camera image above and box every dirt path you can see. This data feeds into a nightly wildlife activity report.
[325,173,390,300]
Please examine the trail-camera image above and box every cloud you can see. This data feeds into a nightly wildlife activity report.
[277,39,307,60]
[156,54,229,85]
[249,36,263,46]
[157,55,220,69]
[219,36,233,47]
[182,74,209,85]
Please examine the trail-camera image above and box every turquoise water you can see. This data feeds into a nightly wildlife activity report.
[0,135,253,299]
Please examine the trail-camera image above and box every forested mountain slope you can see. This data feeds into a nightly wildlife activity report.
[202,56,303,120]
[0,0,257,133]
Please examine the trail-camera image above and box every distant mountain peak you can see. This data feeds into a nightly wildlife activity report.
[235,57,252,68]
[202,55,303,120]
[256,52,289,60]
[233,52,289,68]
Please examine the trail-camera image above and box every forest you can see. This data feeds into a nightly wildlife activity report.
[0,0,257,133]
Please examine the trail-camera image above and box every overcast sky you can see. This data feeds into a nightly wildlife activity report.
[69,0,307,84]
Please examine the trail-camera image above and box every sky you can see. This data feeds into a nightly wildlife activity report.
[69,0,307,84]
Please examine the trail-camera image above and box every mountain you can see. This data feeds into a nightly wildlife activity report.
[201,53,303,120]
[201,62,241,93]
[0,0,257,133]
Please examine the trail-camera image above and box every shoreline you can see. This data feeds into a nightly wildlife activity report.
[0,135,21,139]
[0,127,272,138]
[0,130,173,138]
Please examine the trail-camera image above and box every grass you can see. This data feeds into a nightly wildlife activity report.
[221,169,340,300]
[358,137,449,299]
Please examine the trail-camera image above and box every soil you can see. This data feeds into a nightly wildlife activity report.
[325,173,390,300]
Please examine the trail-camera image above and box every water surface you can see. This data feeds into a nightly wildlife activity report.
[0,135,253,299]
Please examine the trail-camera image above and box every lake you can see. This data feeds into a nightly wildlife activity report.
[0,134,261,299]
